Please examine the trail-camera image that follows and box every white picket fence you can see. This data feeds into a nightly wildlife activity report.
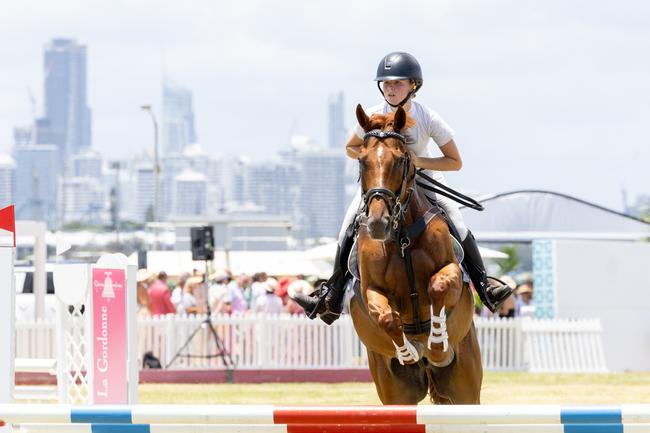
[15,314,607,373]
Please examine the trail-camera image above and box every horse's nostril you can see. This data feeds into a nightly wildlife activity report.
[368,217,389,239]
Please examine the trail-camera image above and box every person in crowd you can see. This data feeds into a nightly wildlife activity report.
[175,276,205,315]
[275,276,292,305]
[213,292,234,315]
[147,271,175,316]
[250,272,269,310]
[208,270,230,312]
[285,279,312,315]
[136,269,152,317]
[226,274,250,314]
[254,281,284,314]
[515,282,536,318]
[171,272,191,313]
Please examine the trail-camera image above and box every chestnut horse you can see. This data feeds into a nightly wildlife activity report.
[349,104,482,404]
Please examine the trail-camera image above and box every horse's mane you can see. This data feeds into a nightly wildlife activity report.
[367,111,416,132]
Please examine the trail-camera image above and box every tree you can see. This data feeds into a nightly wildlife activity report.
[496,244,520,275]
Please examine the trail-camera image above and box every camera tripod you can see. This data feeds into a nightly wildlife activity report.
[165,260,235,381]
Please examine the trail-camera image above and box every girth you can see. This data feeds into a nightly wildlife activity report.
[398,206,442,336]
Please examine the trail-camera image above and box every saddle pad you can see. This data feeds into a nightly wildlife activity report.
[348,236,360,281]
[347,234,469,284]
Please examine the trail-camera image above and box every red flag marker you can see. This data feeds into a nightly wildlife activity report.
[0,205,16,247]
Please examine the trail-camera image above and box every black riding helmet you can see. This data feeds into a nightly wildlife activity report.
[375,52,423,107]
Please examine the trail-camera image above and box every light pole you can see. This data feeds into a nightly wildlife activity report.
[140,105,160,223]
[110,161,123,245]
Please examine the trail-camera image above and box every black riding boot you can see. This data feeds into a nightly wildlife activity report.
[461,230,513,313]
[293,233,353,325]
[293,246,348,324]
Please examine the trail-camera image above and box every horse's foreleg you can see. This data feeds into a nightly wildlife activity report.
[426,263,463,366]
[366,287,419,365]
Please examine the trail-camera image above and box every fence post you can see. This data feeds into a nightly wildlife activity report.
[0,246,15,405]
[514,317,524,370]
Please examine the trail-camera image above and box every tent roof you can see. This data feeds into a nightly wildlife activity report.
[460,190,650,242]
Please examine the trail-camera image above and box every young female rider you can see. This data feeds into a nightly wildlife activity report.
[294,52,513,323]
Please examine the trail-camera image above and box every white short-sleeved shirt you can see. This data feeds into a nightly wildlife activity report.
[353,100,455,158]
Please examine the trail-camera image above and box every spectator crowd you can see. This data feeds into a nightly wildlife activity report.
[137,268,537,320]
[136,269,321,318]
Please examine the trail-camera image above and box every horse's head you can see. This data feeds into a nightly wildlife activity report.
[356,104,416,241]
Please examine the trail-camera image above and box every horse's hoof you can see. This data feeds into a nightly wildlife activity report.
[393,333,420,365]
[430,346,455,368]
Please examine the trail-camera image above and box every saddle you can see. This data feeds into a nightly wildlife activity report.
[343,202,471,328]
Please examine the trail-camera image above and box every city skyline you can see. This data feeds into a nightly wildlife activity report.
[1,1,650,213]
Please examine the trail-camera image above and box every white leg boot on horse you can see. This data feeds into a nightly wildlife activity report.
[425,262,465,368]
[366,287,421,365]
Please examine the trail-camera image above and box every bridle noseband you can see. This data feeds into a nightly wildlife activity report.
[360,129,414,232]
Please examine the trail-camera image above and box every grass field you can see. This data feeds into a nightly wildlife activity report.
[139,372,650,405]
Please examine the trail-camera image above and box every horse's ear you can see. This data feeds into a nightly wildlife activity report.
[394,106,406,132]
[356,104,371,132]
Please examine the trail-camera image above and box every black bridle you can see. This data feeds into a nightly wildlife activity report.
[360,129,415,233]
[359,128,432,335]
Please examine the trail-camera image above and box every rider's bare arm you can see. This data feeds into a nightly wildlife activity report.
[413,139,463,171]
[345,132,364,159]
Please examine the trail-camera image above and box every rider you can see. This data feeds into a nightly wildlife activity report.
[294,52,513,323]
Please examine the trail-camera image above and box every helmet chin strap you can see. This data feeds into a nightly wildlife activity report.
[377,82,415,108]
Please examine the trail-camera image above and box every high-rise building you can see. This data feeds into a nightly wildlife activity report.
[13,126,33,147]
[36,39,92,173]
[172,169,207,217]
[246,161,297,216]
[224,156,249,207]
[0,155,16,209]
[13,144,59,228]
[296,148,346,240]
[159,144,226,219]
[162,80,197,155]
[135,163,155,222]
[61,177,103,224]
[328,91,346,149]
[72,150,102,180]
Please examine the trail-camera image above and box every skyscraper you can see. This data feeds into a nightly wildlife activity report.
[246,161,298,216]
[0,155,16,209]
[162,80,197,155]
[72,150,102,179]
[13,126,32,147]
[135,163,155,222]
[36,39,92,173]
[296,148,346,240]
[61,177,103,224]
[172,169,207,217]
[328,91,347,149]
[13,145,59,228]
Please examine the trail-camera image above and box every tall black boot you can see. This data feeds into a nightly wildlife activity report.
[293,231,354,325]
[461,230,513,313]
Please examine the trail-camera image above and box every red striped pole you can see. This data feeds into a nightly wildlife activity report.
[274,406,417,425]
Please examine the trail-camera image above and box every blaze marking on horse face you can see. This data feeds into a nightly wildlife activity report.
[376,144,388,189]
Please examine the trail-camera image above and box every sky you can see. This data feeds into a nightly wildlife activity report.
[1,0,649,211]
